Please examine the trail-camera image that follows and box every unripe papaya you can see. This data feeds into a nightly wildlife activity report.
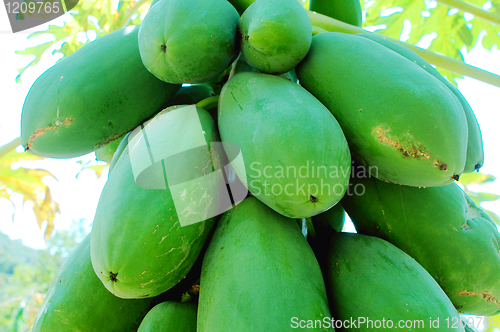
[198,197,333,331]
[218,72,351,218]
[357,33,484,173]
[296,32,468,187]
[20,25,179,158]
[137,301,197,332]
[95,136,124,163]
[341,174,500,315]
[32,234,158,332]
[138,0,240,84]
[318,233,464,332]
[239,0,312,74]
[164,84,215,108]
[309,0,362,27]
[91,105,223,299]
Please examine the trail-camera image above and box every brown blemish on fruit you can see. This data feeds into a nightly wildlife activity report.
[433,159,448,171]
[310,195,318,203]
[161,45,166,52]
[94,132,124,149]
[28,118,73,150]
[244,35,249,41]
[373,126,429,159]
[457,290,500,307]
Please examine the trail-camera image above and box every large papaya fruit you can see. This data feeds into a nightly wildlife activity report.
[239,0,312,74]
[218,72,351,218]
[91,105,224,299]
[137,301,197,332]
[32,234,158,332]
[317,233,464,332]
[341,174,500,315]
[357,33,484,173]
[198,197,334,331]
[20,25,179,158]
[138,0,240,84]
[296,32,468,187]
[309,0,362,27]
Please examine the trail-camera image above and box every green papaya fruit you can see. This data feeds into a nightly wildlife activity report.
[309,0,362,27]
[20,25,179,158]
[91,105,224,299]
[137,301,197,332]
[198,197,334,331]
[228,0,255,15]
[108,132,130,173]
[218,72,351,218]
[33,234,157,332]
[341,174,500,315]
[357,33,484,173]
[318,233,464,331]
[239,0,312,74]
[164,84,215,108]
[95,136,124,163]
[311,202,345,234]
[138,0,240,84]
[296,32,468,187]
[230,54,299,83]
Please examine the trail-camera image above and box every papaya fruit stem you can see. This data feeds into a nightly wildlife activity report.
[307,10,500,88]
[196,95,220,111]
[0,137,21,159]
[435,0,500,26]
[311,25,328,36]
[120,0,150,29]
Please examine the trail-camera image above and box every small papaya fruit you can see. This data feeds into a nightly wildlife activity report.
[296,32,468,187]
[218,72,351,218]
[318,233,464,332]
[91,105,223,299]
[341,174,500,315]
[198,197,334,331]
[138,0,240,84]
[20,25,179,158]
[357,33,484,173]
[32,234,158,332]
[137,301,197,332]
[95,136,124,163]
[309,0,362,27]
[239,0,312,74]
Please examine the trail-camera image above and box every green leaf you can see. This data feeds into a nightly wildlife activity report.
[459,172,497,186]
[15,41,55,84]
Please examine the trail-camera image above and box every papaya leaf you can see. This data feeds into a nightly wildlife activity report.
[459,172,497,186]
[15,0,154,83]
[0,141,59,238]
[75,160,108,179]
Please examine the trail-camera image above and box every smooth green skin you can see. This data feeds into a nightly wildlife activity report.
[198,197,333,332]
[319,233,464,332]
[357,33,484,173]
[91,106,221,299]
[228,0,255,15]
[296,33,468,187]
[138,302,197,332]
[309,0,362,27]
[312,202,345,234]
[341,176,500,316]
[164,84,215,108]
[239,0,312,74]
[33,234,158,332]
[108,131,130,173]
[95,136,124,163]
[218,72,351,218]
[138,0,239,84]
[20,25,179,158]
[231,54,299,83]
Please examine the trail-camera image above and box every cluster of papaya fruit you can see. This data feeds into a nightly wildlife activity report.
[22,0,500,330]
